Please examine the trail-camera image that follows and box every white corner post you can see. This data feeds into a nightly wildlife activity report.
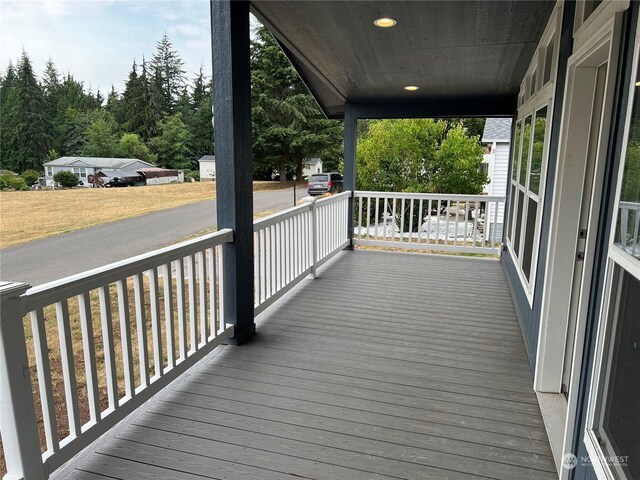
[0,282,46,480]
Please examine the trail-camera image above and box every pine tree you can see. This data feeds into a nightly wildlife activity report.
[106,85,126,126]
[0,61,19,170]
[42,57,61,98]
[189,67,214,158]
[122,59,144,135]
[8,51,53,172]
[250,27,342,182]
[149,33,186,114]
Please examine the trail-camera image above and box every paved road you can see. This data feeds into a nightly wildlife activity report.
[1,187,304,287]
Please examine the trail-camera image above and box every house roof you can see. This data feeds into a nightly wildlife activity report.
[96,169,142,179]
[482,118,513,143]
[251,1,555,118]
[44,157,154,169]
[198,155,216,162]
[304,157,322,165]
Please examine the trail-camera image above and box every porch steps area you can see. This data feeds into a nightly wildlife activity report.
[54,250,557,480]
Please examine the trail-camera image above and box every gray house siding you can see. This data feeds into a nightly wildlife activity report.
[501,0,575,369]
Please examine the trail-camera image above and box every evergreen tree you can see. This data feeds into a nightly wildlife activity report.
[149,33,186,115]
[188,65,214,158]
[251,27,342,182]
[7,51,53,171]
[0,61,19,170]
[149,113,193,169]
[82,110,119,157]
[106,85,126,126]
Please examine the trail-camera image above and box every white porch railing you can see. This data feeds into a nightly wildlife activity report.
[618,201,640,258]
[254,191,350,315]
[0,229,234,479]
[353,191,506,255]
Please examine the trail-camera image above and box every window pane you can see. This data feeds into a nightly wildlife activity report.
[520,116,532,187]
[512,121,522,182]
[522,198,538,281]
[601,269,640,479]
[507,185,516,241]
[514,190,525,256]
[583,0,603,22]
[530,107,548,195]
[530,71,537,97]
[543,41,554,85]
[614,66,640,261]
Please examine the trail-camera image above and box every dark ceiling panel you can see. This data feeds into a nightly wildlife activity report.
[251,0,555,118]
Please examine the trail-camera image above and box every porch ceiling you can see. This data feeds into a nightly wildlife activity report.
[250,1,556,118]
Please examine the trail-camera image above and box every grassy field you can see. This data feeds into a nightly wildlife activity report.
[0,181,288,248]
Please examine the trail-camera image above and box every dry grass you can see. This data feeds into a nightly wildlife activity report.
[0,268,220,477]
[0,181,290,248]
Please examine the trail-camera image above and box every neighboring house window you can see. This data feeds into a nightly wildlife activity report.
[585,57,640,480]
[46,166,53,177]
[73,167,87,178]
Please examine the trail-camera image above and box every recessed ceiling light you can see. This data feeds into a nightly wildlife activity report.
[403,85,419,91]
[374,17,397,28]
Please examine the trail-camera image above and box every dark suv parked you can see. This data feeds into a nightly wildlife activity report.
[307,172,343,196]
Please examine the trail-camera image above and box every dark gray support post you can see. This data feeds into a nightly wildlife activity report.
[343,104,357,247]
[211,0,255,344]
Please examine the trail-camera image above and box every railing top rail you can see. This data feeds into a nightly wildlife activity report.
[253,191,352,231]
[253,202,312,231]
[315,190,352,205]
[354,190,505,202]
[619,200,640,209]
[22,228,233,312]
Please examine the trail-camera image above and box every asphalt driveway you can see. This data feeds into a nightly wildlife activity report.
[0,187,304,286]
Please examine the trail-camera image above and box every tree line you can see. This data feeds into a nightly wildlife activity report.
[1,26,488,194]
[0,34,212,176]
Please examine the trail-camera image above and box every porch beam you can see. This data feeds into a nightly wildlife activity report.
[211,0,255,344]
[344,95,516,120]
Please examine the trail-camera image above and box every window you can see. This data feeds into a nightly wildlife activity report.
[73,167,87,178]
[507,107,549,293]
[543,40,555,85]
[614,83,640,259]
[506,5,559,301]
[46,166,53,177]
[586,53,640,480]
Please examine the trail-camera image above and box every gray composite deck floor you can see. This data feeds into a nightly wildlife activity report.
[55,250,557,480]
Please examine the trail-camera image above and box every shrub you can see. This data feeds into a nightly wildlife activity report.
[21,169,41,186]
[0,174,29,190]
[53,170,80,188]
[184,170,200,182]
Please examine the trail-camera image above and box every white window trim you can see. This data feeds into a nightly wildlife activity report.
[506,5,561,307]
[584,13,640,477]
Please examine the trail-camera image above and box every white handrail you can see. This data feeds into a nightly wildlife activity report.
[0,228,234,479]
[353,190,505,255]
[618,200,640,258]
[254,191,351,315]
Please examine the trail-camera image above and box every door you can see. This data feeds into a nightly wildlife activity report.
[562,62,609,394]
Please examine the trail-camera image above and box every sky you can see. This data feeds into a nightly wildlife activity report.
[0,0,223,94]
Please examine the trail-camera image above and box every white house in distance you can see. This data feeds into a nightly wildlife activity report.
[198,155,216,181]
[302,157,322,179]
[481,118,511,241]
[43,157,155,187]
